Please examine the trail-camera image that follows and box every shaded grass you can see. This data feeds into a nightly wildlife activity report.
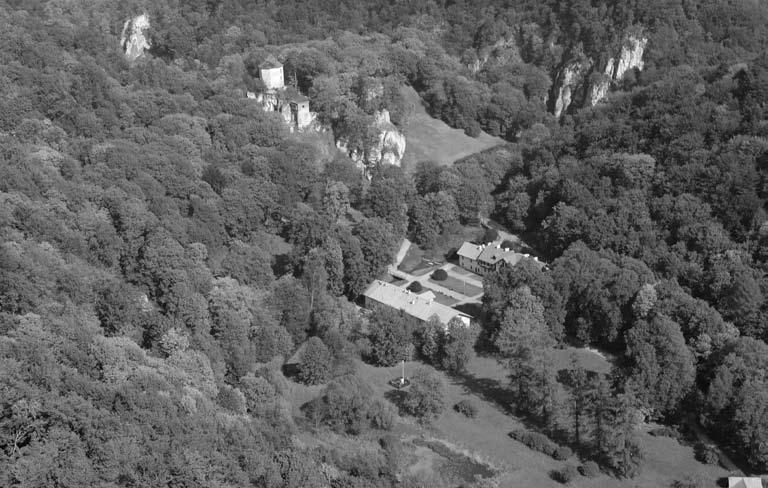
[353,357,731,488]
[420,286,460,306]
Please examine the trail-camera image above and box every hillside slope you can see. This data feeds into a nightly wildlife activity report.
[400,86,505,170]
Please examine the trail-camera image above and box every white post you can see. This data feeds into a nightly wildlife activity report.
[401,359,405,384]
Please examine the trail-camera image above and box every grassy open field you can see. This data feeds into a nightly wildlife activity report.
[354,354,730,488]
[287,347,730,487]
[399,86,506,171]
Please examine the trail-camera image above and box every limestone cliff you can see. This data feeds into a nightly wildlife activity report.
[121,14,151,61]
[550,32,647,116]
[613,35,647,80]
[372,109,407,166]
[552,59,592,118]
[337,109,406,175]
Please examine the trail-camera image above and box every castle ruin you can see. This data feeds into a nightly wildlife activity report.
[248,58,315,132]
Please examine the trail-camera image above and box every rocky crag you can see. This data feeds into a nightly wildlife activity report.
[121,14,151,61]
[336,109,406,176]
[551,33,648,117]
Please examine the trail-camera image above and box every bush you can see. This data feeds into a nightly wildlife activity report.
[454,399,478,418]
[431,269,447,281]
[500,239,515,250]
[480,228,498,243]
[368,398,396,430]
[509,429,557,456]
[649,426,682,441]
[694,442,720,465]
[552,465,578,484]
[579,461,600,478]
[553,446,573,461]
[671,474,707,488]
[407,281,423,293]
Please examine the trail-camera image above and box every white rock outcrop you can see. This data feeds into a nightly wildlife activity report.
[553,60,592,118]
[613,36,647,80]
[372,109,406,166]
[121,14,151,61]
[587,61,615,106]
[550,32,648,116]
[337,109,406,175]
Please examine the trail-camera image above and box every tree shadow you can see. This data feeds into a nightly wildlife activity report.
[452,369,516,416]
[272,253,293,276]
[451,367,599,460]
[384,389,409,416]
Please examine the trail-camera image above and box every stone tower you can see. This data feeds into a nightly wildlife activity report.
[259,58,284,92]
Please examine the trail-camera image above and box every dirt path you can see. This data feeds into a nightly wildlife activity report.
[393,239,411,267]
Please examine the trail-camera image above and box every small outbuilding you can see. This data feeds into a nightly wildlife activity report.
[728,477,764,488]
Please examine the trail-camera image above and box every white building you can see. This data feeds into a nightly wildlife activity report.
[362,280,471,328]
[728,478,763,488]
[259,58,284,91]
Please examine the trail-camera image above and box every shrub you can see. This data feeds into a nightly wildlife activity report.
[579,461,600,478]
[500,239,515,250]
[694,442,719,465]
[454,399,478,418]
[672,474,707,488]
[553,446,573,461]
[509,429,557,456]
[368,398,396,430]
[480,228,498,243]
[431,269,447,281]
[649,426,682,441]
[407,281,423,292]
[552,465,578,484]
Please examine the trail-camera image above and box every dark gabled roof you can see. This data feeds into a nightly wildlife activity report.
[259,58,282,69]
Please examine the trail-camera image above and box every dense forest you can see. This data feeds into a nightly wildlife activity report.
[2,0,768,486]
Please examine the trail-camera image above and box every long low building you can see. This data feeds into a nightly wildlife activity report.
[362,280,471,327]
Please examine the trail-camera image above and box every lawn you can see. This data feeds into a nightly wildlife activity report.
[351,354,731,488]
[449,266,474,276]
[400,86,506,170]
[420,286,460,306]
[428,275,484,298]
